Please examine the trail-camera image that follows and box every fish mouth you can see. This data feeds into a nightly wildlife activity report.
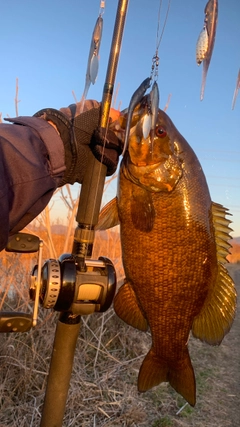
[123,152,182,193]
[121,104,183,192]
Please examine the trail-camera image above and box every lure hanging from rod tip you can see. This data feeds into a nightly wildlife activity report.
[122,0,172,155]
[79,10,104,113]
[196,0,218,101]
[122,78,160,155]
[122,77,151,156]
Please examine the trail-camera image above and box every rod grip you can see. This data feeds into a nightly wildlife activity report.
[40,317,81,427]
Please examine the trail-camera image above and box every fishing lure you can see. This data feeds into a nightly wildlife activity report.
[123,0,171,153]
[80,2,104,112]
[232,68,240,110]
[122,77,151,155]
[196,0,218,100]
[149,81,160,140]
[142,81,160,141]
[122,0,171,154]
[196,26,208,65]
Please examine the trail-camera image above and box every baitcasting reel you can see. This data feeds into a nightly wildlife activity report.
[0,232,116,333]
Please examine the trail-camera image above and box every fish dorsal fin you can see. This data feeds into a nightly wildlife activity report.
[192,262,237,345]
[96,197,119,230]
[211,202,233,264]
[192,202,237,345]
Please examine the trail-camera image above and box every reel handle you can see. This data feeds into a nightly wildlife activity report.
[0,232,43,333]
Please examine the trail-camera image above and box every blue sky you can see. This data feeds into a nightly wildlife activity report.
[1,0,240,236]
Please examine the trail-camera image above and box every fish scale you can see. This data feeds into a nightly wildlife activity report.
[120,183,213,333]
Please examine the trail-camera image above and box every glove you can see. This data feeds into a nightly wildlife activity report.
[34,100,123,186]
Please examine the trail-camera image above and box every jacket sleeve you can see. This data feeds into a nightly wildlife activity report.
[0,117,66,251]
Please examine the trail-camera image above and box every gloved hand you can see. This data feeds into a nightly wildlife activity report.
[34,100,124,186]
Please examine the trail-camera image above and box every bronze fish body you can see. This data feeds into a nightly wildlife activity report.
[98,106,236,406]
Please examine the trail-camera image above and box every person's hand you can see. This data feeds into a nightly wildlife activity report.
[88,106,124,177]
[34,101,124,186]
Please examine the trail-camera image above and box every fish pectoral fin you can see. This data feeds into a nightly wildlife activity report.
[138,349,196,407]
[192,263,237,345]
[96,197,119,230]
[114,281,148,331]
[131,189,155,232]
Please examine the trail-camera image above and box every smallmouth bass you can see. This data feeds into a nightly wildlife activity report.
[97,102,237,406]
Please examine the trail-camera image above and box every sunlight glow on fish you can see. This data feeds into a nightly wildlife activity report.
[97,104,236,406]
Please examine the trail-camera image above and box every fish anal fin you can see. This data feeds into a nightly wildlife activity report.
[192,263,237,345]
[138,349,196,407]
[96,197,119,230]
[114,282,148,331]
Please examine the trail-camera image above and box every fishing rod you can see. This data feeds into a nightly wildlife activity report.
[39,1,129,426]
[73,0,129,264]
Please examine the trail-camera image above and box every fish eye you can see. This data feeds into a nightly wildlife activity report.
[155,125,167,138]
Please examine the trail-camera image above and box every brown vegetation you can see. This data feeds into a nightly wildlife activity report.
[0,219,239,426]
[227,239,240,264]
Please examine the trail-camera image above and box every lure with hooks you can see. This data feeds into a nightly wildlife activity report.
[122,77,151,155]
[149,81,160,138]
[122,78,160,156]
[80,5,104,112]
[196,26,208,65]
[142,94,153,140]
[142,81,160,142]
[232,68,240,110]
[196,0,218,101]
[122,1,171,155]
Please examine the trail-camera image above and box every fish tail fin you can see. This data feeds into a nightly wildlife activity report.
[168,352,196,407]
[138,348,196,406]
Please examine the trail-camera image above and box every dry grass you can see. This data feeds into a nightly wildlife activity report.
[0,257,239,426]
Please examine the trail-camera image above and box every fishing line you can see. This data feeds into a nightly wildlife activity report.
[146,0,171,161]
[156,0,163,52]
[151,0,171,82]
[156,0,171,52]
